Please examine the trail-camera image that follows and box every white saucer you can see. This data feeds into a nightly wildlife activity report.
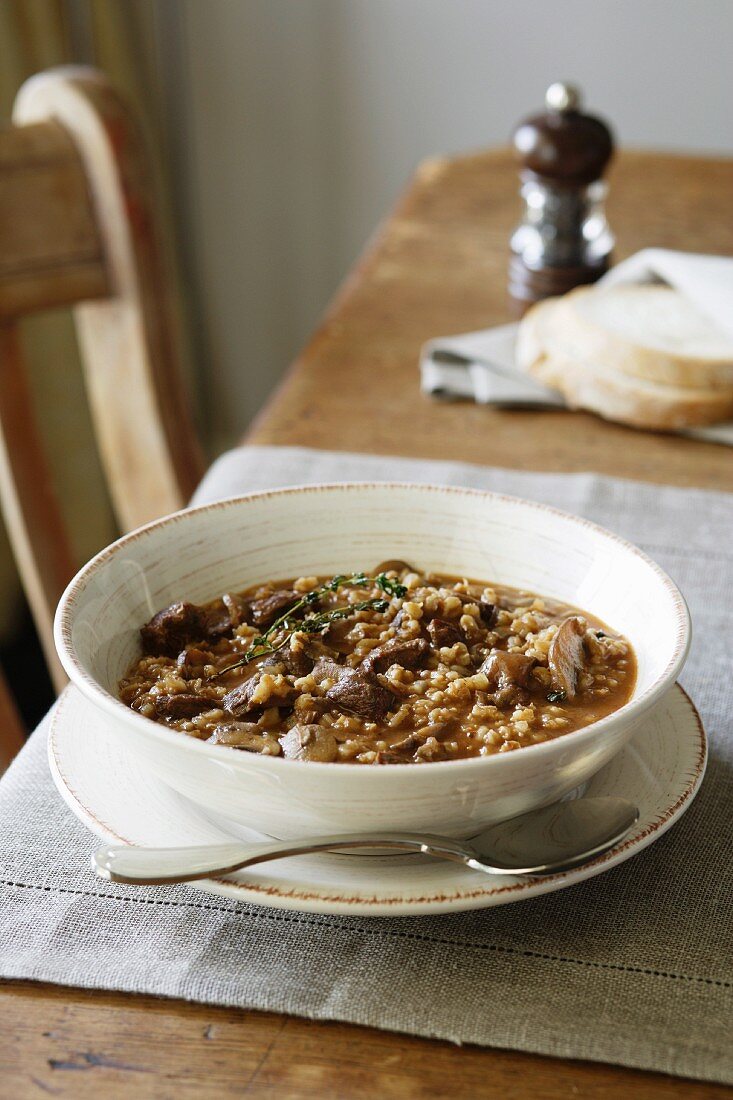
[48,684,706,917]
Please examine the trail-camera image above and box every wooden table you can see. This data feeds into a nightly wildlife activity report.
[250,149,733,492]
[3,150,732,1098]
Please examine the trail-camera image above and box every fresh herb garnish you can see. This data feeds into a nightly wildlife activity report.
[374,572,408,598]
[546,689,567,704]
[299,599,390,633]
[210,572,392,679]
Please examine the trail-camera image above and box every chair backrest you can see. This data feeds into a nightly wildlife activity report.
[0,66,204,743]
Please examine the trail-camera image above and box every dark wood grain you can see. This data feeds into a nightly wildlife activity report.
[4,149,732,1099]
[2,981,729,1099]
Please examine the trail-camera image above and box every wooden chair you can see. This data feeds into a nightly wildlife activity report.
[0,66,205,763]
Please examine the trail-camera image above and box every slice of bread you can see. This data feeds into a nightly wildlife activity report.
[549,284,733,390]
[516,295,733,430]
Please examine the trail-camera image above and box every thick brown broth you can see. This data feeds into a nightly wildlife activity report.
[119,564,636,764]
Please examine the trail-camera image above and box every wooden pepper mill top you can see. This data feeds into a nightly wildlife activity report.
[508,82,615,313]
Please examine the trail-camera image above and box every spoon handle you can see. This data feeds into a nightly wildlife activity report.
[92,833,476,885]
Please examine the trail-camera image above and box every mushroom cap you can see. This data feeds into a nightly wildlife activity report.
[547,616,587,699]
[279,724,338,762]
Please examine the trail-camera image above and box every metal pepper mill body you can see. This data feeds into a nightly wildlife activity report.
[509,83,615,314]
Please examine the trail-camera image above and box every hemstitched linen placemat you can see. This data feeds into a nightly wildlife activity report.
[1,446,731,1084]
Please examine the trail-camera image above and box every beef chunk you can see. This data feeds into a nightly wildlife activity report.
[262,646,314,678]
[203,599,235,640]
[325,668,396,721]
[362,637,429,675]
[223,672,297,717]
[204,592,254,640]
[207,722,279,754]
[427,618,465,649]
[176,646,214,679]
[548,616,587,699]
[141,601,205,657]
[144,591,252,652]
[311,656,344,684]
[279,724,338,762]
[222,592,250,628]
[283,647,315,677]
[479,649,536,707]
[249,589,301,629]
[222,678,260,718]
[153,693,217,719]
[322,618,355,654]
[479,601,498,628]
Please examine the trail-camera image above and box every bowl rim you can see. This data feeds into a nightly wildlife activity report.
[54,481,691,776]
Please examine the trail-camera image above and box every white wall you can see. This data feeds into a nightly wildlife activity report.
[164,0,733,445]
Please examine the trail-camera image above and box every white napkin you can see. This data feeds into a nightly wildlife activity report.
[601,249,733,340]
[420,249,733,445]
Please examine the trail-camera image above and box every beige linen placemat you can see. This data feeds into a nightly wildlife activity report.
[0,446,731,1084]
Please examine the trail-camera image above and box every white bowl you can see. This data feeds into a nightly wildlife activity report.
[54,483,690,840]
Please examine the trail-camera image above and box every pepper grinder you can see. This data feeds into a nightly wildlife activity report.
[508,82,614,313]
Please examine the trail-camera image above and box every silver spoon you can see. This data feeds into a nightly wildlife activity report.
[92,796,638,886]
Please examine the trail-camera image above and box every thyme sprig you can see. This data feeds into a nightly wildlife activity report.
[374,572,408,598]
[211,571,400,679]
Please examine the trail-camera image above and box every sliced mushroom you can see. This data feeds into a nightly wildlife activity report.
[375,750,411,765]
[279,724,338,762]
[293,695,332,724]
[153,693,217,719]
[207,722,280,754]
[478,650,537,708]
[388,717,457,758]
[389,731,427,754]
[547,616,588,699]
[414,736,448,761]
[425,718,458,741]
[176,647,214,680]
[479,650,536,690]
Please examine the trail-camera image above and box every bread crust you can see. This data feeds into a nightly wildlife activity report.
[516,296,733,430]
